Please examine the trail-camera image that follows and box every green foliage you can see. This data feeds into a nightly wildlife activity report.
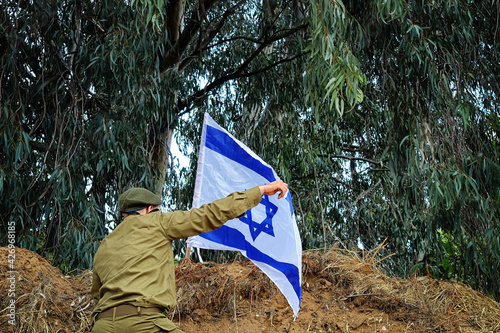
[0,0,176,270]
[300,0,500,299]
[1,0,499,303]
[306,0,367,117]
[0,0,310,269]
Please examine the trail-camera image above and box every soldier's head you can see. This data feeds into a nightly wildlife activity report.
[118,188,162,218]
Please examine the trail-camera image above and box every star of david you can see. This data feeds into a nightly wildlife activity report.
[239,195,278,241]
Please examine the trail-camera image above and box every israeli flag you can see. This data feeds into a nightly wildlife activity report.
[187,113,302,317]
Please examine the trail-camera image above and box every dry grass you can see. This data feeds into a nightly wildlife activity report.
[6,277,93,333]
[2,245,500,332]
[0,247,94,333]
[174,242,500,332]
[174,258,274,318]
[304,241,500,332]
[16,280,53,333]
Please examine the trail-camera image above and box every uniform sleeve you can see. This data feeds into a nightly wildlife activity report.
[91,270,102,302]
[160,186,262,240]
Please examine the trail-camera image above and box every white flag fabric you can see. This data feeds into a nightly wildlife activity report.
[187,113,302,317]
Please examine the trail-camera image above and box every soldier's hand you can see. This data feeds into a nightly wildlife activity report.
[259,180,288,199]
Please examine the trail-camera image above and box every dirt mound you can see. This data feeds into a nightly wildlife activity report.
[1,246,499,332]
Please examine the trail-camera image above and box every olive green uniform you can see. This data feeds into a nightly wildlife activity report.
[91,186,262,332]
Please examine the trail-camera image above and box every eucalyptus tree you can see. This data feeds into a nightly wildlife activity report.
[1,0,499,301]
[298,0,500,299]
[187,0,500,301]
[181,0,500,302]
[0,0,309,270]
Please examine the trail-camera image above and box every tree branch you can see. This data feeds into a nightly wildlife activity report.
[30,140,49,152]
[177,24,308,113]
[333,155,382,166]
[345,180,382,216]
[231,25,308,78]
[341,144,362,153]
[166,0,185,43]
[178,0,247,72]
[160,0,219,72]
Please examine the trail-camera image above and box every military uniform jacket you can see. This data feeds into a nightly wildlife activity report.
[91,186,262,317]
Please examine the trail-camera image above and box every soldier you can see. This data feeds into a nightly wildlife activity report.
[91,180,288,332]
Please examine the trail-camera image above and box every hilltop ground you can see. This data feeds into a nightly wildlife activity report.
[1,245,499,332]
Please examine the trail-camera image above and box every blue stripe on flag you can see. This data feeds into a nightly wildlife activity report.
[206,125,294,216]
[199,225,302,302]
[205,126,276,182]
[286,192,294,216]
